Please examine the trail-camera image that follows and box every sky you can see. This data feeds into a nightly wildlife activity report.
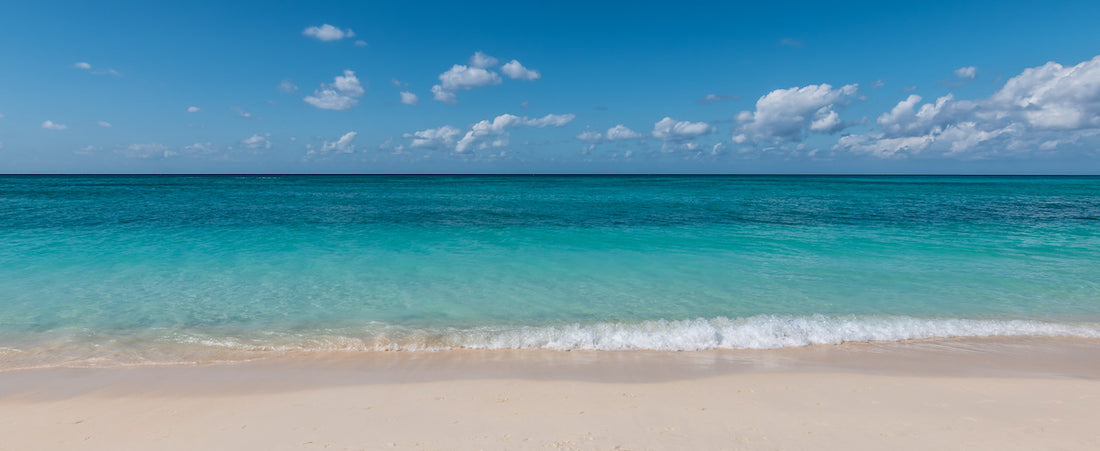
[2,0,1100,174]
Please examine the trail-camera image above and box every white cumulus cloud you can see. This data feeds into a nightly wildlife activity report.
[734,83,859,143]
[187,106,201,113]
[41,120,67,130]
[97,121,112,128]
[454,113,574,153]
[501,60,540,80]
[954,66,977,79]
[837,55,1100,158]
[431,64,502,103]
[304,70,365,110]
[241,134,272,149]
[469,51,499,69]
[307,131,358,158]
[404,125,463,149]
[74,62,91,70]
[400,91,419,106]
[302,24,355,41]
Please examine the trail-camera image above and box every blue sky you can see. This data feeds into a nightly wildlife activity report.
[2,0,1099,173]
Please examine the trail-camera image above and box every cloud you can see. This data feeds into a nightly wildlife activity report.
[74,62,91,70]
[501,60,540,80]
[307,131,358,158]
[302,24,355,41]
[181,142,217,155]
[429,53,542,103]
[734,83,859,143]
[431,64,502,103]
[233,107,253,118]
[837,55,1100,158]
[304,70,365,110]
[469,51,499,69]
[400,91,419,106]
[454,113,574,153]
[354,40,368,47]
[651,117,712,142]
[118,143,170,159]
[430,85,457,104]
[607,124,642,140]
[954,66,977,79]
[186,106,201,113]
[577,130,604,144]
[698,94,739,104]
[578,124,643,145]
[241,134,272,149]
[404,125,463,149]
[278,79,298,94]
[41,120,67,130]
[97,121,112,128]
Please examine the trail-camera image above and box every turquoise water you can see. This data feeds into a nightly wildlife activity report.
[2,175,1099,366]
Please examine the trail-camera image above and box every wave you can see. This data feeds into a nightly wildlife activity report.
[175,315,1100,352]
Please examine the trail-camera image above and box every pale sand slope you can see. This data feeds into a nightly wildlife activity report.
[2,340,1099,450]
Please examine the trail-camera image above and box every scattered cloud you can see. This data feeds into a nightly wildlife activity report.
[837,55,1100,158]
[651,117,713,150]
[354,40,368,47]
[954,66,977,79]
[118,143,171,159]
[871,79,886,89]
[698,94,739,104]
[181,142,217,155]
[391,78,407,88]
[520,101,530,109]
[74,62,91,70]
[430,53,541,103]
[304,70,365,110]
[652,117,712,141]
[733,83,859,144]
[501,60,540,80]
[233,107,254,118]
[41,120,67,130]
[187,106,201,113]
[241,133,272,149]
[278,79,298,94]
[302,24,355,41]
[97,121,112,128]
[307,131,358,158]
[431,64,502,103]
[577,124,643,144]
[469,51,499,69]
[454,113,574,153]
[400,91,419,106]
[405,125,463,149]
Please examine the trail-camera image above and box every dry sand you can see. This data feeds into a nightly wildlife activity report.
[2,338,1099,450]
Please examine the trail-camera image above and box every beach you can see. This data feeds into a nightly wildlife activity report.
[3,337,1099,450]
[2,175,1099,449]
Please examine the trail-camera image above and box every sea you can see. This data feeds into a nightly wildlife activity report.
[1,175,1099,368]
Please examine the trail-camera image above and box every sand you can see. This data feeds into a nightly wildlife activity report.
[2,338,1099,450]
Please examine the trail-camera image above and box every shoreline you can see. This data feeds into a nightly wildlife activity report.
[3,337,1099,450]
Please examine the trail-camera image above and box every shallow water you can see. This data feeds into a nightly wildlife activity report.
[1,175,1099,367]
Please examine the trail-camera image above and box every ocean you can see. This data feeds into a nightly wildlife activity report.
[1,175,1099,368]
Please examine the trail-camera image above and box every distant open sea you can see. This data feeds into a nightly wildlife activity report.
[1,175,1099,368]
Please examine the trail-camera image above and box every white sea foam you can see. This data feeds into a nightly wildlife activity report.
[176,315,1100,352]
